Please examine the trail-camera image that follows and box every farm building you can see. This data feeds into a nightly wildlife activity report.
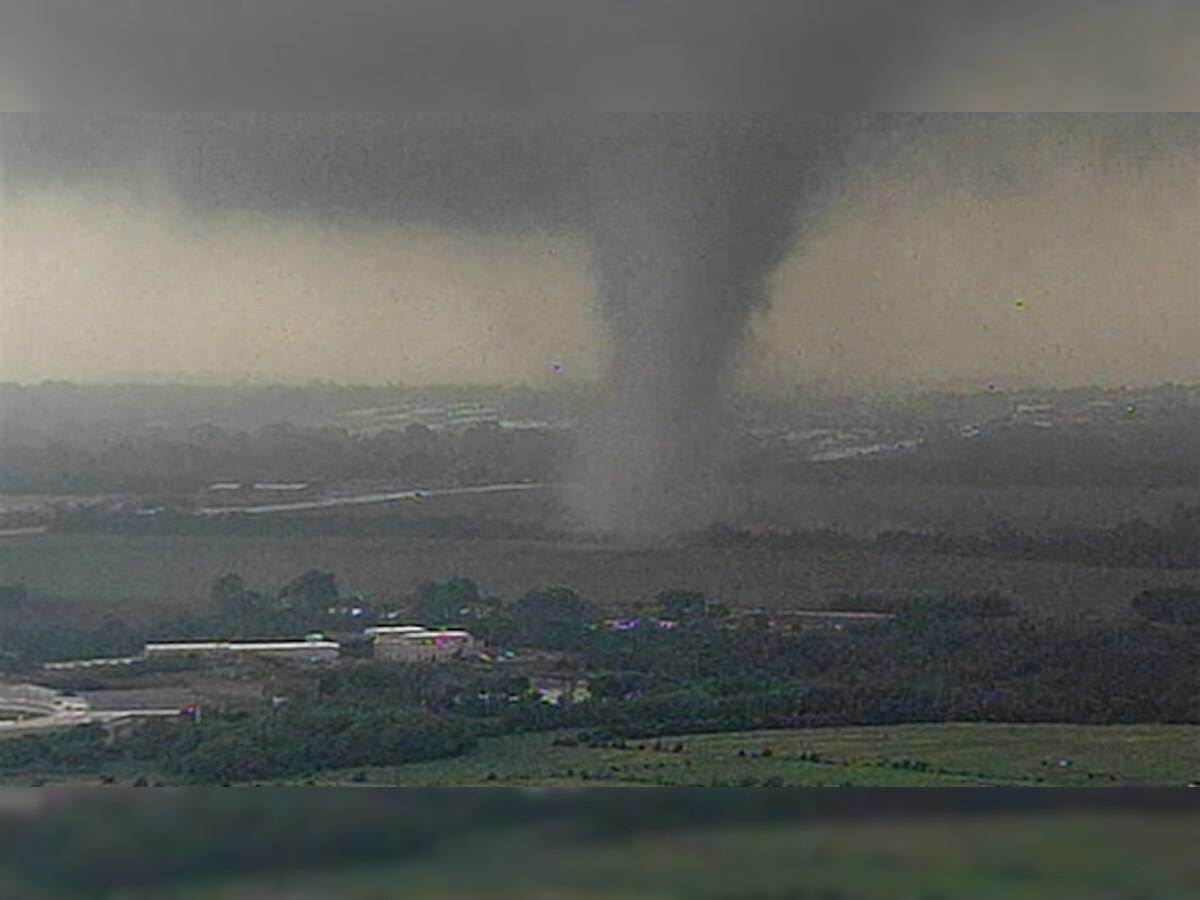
[364,626,428,639]
[144,637,340,664]
[226,640,341,663]
[367,626,480,663]
[43,655,141,672]
[143,642,230,662]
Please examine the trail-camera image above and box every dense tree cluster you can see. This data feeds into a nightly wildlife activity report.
[173,705,477,783]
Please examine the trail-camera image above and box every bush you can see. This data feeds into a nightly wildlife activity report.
[172,705,477,783]
[1132,588,1200,626]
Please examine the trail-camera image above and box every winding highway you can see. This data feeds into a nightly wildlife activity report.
[196,482,550,517]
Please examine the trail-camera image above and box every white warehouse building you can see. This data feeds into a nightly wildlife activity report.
[144,636,340,664]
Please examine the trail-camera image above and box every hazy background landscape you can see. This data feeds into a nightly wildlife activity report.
[0,5,1200,894]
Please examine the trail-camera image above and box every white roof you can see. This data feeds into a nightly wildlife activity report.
[229,641,340,652]
[145,642,230,652]
[145,640,340,653]
[377,629,473,641]
[365,625,428,636]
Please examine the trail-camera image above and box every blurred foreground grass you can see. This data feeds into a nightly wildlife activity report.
[2,793,1197,899]
[171,814,1200,900]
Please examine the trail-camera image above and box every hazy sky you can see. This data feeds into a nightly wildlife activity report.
[1,114,1196,392]
[748,117,1200,392]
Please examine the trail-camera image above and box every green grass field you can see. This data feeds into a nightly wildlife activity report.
[9,723,1194,789]
[309,723,1200,788]
[4,532,1197,626]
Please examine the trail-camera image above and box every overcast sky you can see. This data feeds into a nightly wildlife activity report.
[1,113,1196,392]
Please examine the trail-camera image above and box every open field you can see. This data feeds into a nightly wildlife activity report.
[410,478,1200,537]
[6,721,1197,790]
[3,532,1198,627]
[736,480,1200,537]
[6,465,1195,535]
[163,814,1200,900]
[312,723,1200,787]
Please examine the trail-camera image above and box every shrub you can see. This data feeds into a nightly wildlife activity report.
[1132,588,1200,626]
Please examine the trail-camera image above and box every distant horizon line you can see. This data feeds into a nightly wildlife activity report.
[2,376,1197,399]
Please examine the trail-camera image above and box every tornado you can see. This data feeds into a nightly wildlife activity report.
[570,116,847,538]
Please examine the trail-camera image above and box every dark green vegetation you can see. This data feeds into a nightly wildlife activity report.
[1,793,1197,899]
[0,687,479,786]
[4,532,1197,629]
[4,570,1200,786]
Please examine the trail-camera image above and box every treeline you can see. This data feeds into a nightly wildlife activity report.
[873,507,1200,569]
[201,572,598,653]
[53,507,555,541]
[704,502,1200,570]
[563,604,1200,734]
[0,570,345,668]
[0,583,147,670]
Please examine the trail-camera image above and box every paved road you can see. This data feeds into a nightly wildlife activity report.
[0,684,89,734]
[0,526,50,539]
[0,684,186,736]
[196,482,549,517]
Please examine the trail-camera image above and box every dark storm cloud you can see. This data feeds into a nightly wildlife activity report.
[0,2,1072,111]
[0,115,835,227]
[2,114,584,229]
